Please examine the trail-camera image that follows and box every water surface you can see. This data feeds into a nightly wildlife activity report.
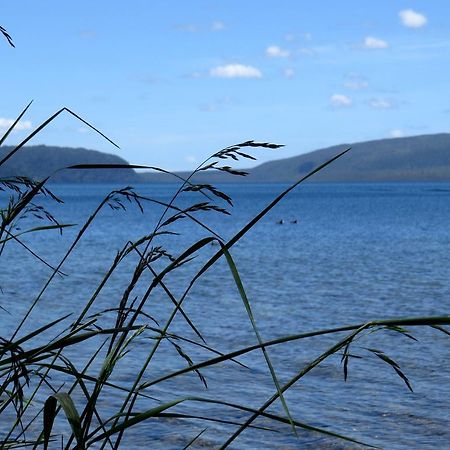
[2,182,450,449]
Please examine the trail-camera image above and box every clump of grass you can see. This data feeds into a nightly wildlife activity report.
[0,103,449,450]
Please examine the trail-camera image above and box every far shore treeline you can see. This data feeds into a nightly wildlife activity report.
[2,133,450,183]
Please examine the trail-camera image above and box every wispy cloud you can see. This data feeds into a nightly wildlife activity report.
[210,64,262,79]
[199,97,233,112]
[174,23,198,33]
[330,94,352,108]
[0,118,32,131]
[284,32,311,42]
[298,44,333,56]
[140,74,161,84]
[211,21,226,31]
[390,129,405,138]
[363,36,388,49]
[399,9,427,28]
[266,45,290,58]
[298,47,316,56]
[344,73,369,90]
[284,68,295,79]
[368,98,396,109]
[175,21,226,33]
[284,33,295,42]
[79,30,97,39]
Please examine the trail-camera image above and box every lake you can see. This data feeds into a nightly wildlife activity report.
[1,182,450,449]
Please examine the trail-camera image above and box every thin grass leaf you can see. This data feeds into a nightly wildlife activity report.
[11,314,72,351]
[43,393,84,450]
[158,414,274,432]
[0,25,15,47]
[237,140,284,149]
[234,150,257,160]
[220,244,297,436]
[126,246,206,346]
[431,324,450,336]
[182,428,208,450]
[66,164,151,170]
[219,324,370,449]
[0,224,75,245]
[0,178,49,231]
[385,325,418,341]
[2,229,68,276]
[0,107,118,168]
[182,184,233,206]
[170,341,207,388]
[43,397,56,450]
[103,396,376,449]
[0,326,141,368]
[215,166,248,176]
[87,398,187,444]
[0,101,32,147]
[341,342,351,382]
[183,148,352,297]
[140,316,450,389]
[367,349,413,392]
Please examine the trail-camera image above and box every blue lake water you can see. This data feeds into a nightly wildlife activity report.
[1,182,450,449]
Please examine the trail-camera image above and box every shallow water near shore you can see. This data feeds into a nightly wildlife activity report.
[2,182,450,449]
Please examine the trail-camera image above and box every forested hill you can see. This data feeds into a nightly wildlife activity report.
[2,134,450,183]
[140,133,450,183]
[0,145,139,182]
[247,133,450,182]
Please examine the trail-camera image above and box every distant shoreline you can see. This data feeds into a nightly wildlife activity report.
[2,132,450,183]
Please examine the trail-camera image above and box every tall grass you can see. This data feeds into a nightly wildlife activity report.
[0,103,449,450]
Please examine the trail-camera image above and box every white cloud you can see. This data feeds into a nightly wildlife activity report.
[211,21,225,31]
[390,129,405,138]
[399,9,427,28]
[210,64,262,79]
[363,36,388,49]
[284,68,295,78]
[266,45,290,58]
[0,118,32,131]
[368,98,395,109]
[330,94,352,108]
[185,155,197,164]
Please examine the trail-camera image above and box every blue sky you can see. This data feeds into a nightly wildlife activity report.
[1,1,449,170]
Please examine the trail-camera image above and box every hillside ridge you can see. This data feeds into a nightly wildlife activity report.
[1,133,450,183]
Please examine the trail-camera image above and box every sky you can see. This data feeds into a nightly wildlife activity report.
[1,1,450,170]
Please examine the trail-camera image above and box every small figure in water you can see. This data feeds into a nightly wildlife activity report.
[291,219,298,224]
[276,219,284,224]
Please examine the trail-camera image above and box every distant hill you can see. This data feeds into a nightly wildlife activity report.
[140,133,450,183]
[2,134,450,183]
[0,145,138,183]
[248,133,450,182]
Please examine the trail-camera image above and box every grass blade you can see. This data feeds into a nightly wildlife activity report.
[0,107,118,168]
[220,244,297,435]
[0,101,32,147]
[43,393,84,450]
